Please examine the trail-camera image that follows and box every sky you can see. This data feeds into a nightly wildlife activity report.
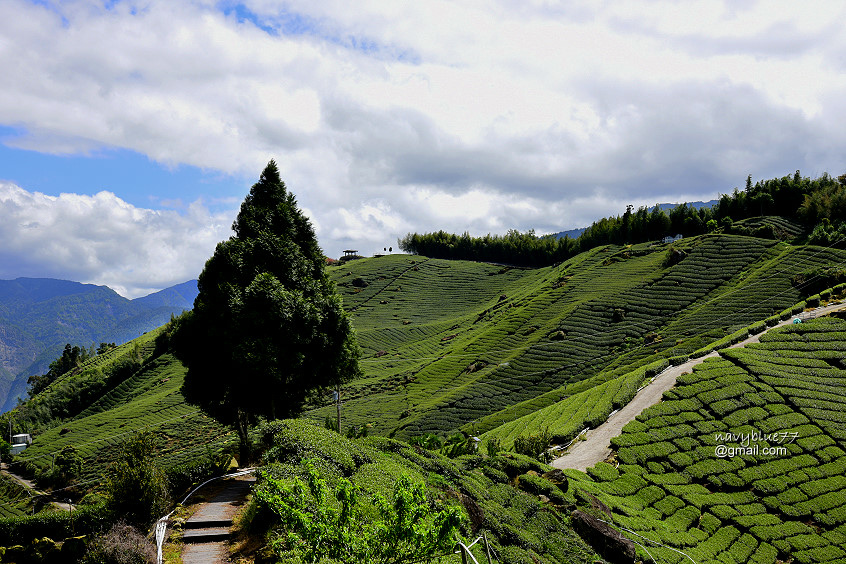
[1,0,845,298]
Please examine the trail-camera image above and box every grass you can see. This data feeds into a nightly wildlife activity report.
[244,418,602,564]
[11,337,234,489]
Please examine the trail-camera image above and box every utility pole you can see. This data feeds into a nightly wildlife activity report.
[483,532,493,564]
[68,500,74,535]
[335,385,342,435]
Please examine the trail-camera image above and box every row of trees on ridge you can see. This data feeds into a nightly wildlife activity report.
[399,171,846,266]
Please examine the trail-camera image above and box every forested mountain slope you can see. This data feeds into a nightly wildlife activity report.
[0,278,197,412]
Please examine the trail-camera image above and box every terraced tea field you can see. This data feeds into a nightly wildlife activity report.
[5,231,846,522]
[11,331,234,487]
[0,473,36,518]
[562,316,846,564]
[319,234,846,440]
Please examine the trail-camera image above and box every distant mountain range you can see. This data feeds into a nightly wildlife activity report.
[550,200,719,239]
[0,278,198,412]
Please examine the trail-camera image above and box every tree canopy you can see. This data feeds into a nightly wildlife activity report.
[175,160,360,458]
[399,171,846,265]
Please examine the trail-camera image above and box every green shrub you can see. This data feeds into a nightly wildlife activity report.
[0,503,110,546]
[105,432,170,527]
[667,505,700,531]
[480,464,509,484]
[263,419,375,474]
[516,474,566,504]
[488,453,551,479]
[698,512,720,534]
[165,454,230,500]
[485,436,503,457]
[748,321,766,335]
[669,355,690,366]
[727,532,758,563]
[253,461,463,564]
[654,495,685,517]
[586,462,619,482]
[513,428,552,462]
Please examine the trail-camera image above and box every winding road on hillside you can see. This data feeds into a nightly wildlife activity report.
[552,301,846,472]
[0,462,73,512]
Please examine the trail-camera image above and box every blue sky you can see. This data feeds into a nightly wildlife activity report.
[1,0,846,296]
[0,131,247,212]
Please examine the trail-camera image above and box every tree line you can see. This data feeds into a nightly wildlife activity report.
[26,342,116,398]
[399,171,846,266]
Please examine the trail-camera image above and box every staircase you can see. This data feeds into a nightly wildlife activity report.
[181,477,255,564]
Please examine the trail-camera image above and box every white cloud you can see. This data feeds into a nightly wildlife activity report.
[0,181,234,297]
[1,0,846,275]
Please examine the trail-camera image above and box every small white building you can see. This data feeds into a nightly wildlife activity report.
[10,433,32,455]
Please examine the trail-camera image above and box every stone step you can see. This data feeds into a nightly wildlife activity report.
[184,519,232,529]
[183,527,231,543]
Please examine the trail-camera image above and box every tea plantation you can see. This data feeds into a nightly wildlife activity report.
[2,231,845,563]
[560,316,846,564]
[319,234,846,441]
[249,418,603,564]
[6,328,234,508]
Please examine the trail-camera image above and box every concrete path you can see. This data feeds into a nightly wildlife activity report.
[181,476,255,564]
[552,302,846,472]
[1,463,40,490]
[0,462,72,511]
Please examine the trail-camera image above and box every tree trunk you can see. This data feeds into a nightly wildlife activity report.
[236,408,252,465]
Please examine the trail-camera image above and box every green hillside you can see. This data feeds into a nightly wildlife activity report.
[7,233,844,484]
[8,327,233,501]
[561,315,846,564]
[0,278,197,412]
[315,234,846,442]
[2,230,845,564]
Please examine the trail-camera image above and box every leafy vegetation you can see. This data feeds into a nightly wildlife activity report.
[560,316,846,564]
[399,171,846,267]
[254,460,462,563]
[104,431,170,527]
[245,419,599,564]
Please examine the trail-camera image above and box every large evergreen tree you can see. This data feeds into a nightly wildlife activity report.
[176,160,360,459]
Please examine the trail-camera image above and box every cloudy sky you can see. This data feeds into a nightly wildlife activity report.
[1,0,845,297]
